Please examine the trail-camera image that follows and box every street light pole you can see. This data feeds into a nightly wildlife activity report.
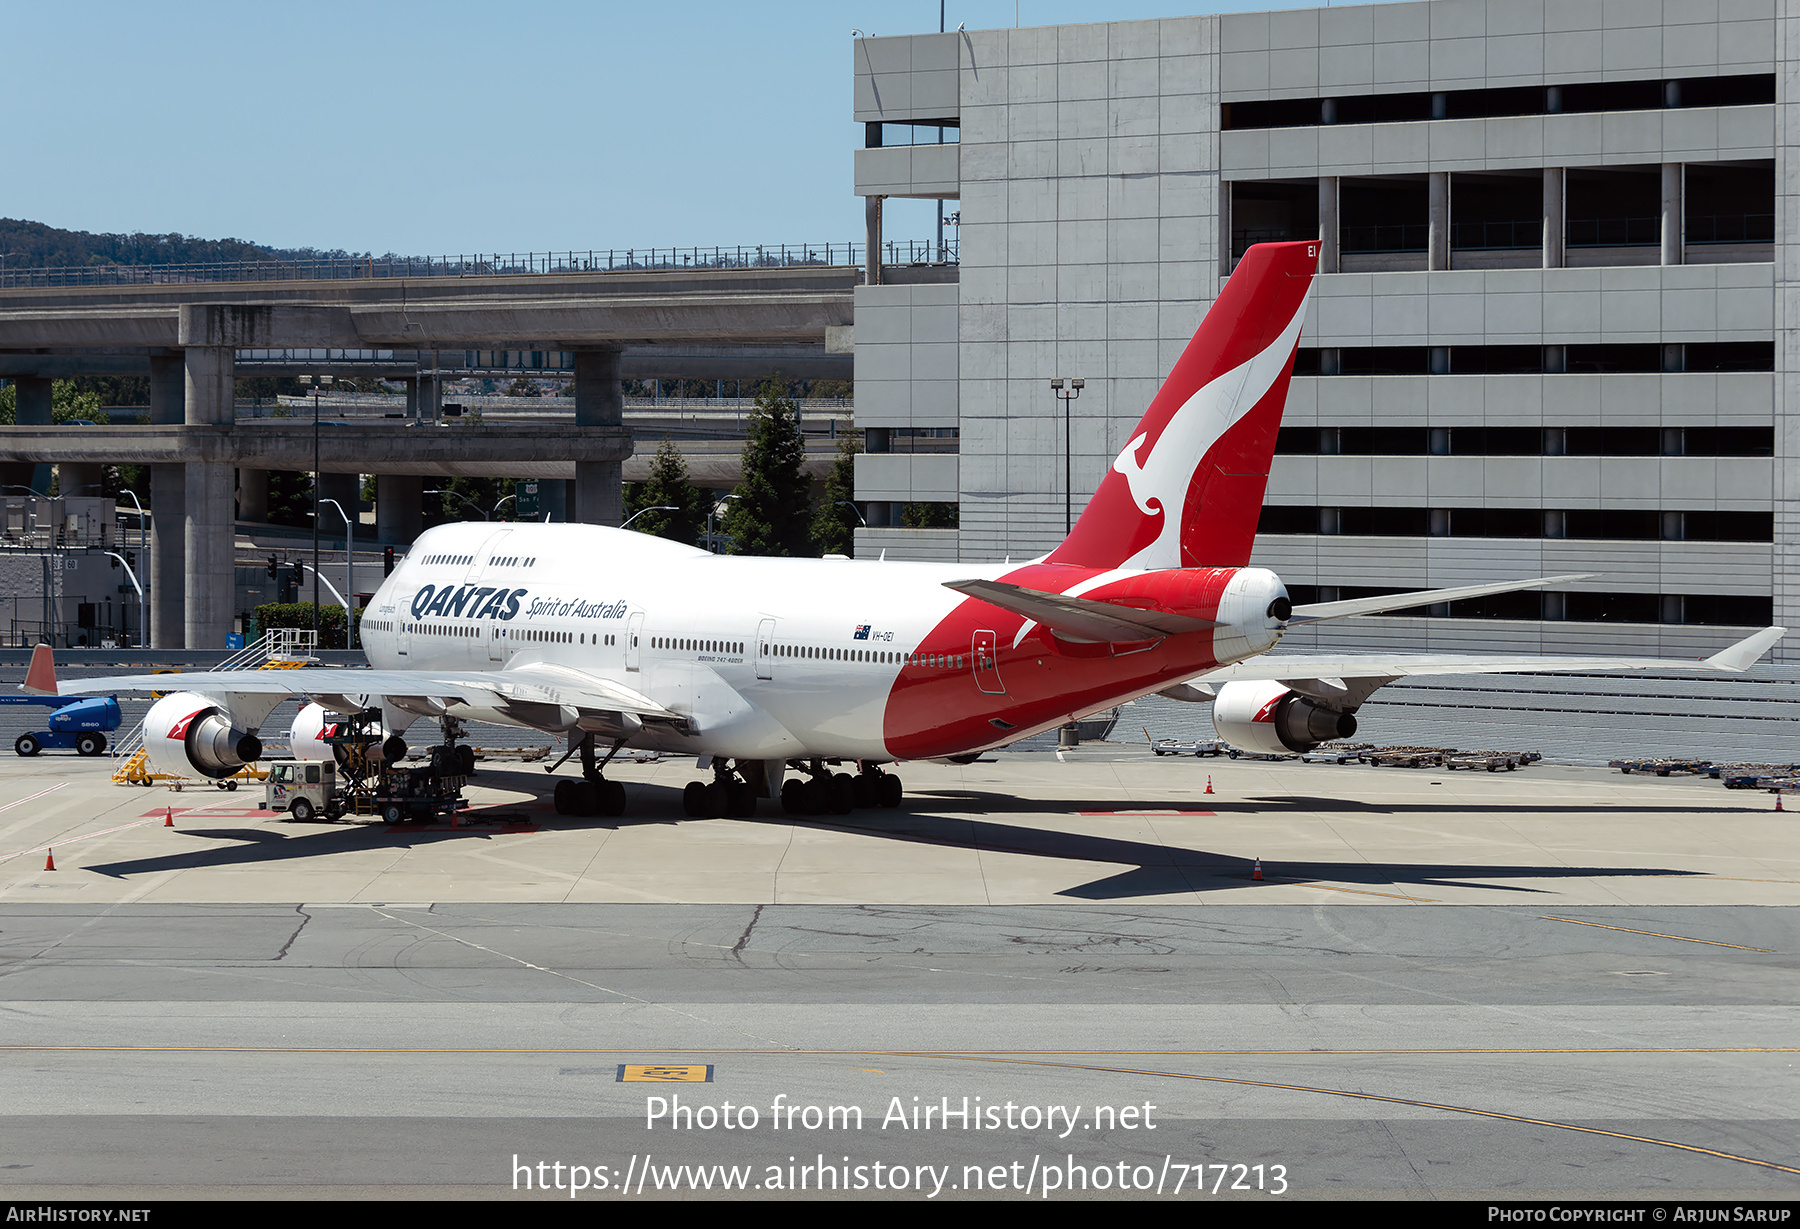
[320,498,355,650]
[1051,378,1084,534]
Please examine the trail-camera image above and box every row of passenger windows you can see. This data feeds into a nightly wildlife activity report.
[1258,507,1773,542]
[1275,426,1774,457]
[653,637,743,655]
[765,643,963,669]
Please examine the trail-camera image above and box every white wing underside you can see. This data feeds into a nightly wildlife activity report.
[1194,626,1785,687]
[59,663,676,721]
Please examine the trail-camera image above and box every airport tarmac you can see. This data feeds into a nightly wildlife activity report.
[1,747,1796,1200]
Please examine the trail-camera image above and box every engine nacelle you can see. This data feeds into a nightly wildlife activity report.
[143,692,265,780]
[1212,679,1357,756]
[288,703,337,762]
[289,703,407,767]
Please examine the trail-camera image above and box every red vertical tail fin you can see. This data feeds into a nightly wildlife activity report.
[1046,240,1318,571]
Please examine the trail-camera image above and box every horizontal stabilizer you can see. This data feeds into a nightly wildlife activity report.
[1288,574,1593,623]
[946,579,1222,645]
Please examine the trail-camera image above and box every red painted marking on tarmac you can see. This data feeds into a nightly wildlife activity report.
[139,807,280,819]
[1079,809,1217,816]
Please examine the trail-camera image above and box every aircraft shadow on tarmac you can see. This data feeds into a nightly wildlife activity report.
[82,784,1703,901]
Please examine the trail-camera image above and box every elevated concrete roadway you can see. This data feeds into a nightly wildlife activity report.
[0,267,858,650]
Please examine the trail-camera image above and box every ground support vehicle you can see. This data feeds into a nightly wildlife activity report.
[265,760,340,822]
[1444,750,1537,772]
[1299,743,1372,764]
[6,694,121,757]
[1609,757,1713,776]
[1363,746,1455,768]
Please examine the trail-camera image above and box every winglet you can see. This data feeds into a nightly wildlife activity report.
[22,643,58,695]
[1703,626,1785,672]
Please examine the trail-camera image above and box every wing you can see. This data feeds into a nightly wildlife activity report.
[1193,626,1785,691]
[53,661,681,733]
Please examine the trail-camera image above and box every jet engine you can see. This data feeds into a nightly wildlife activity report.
[289,702,407,769]
[1211,679,1357,756]
[142,692,265,780]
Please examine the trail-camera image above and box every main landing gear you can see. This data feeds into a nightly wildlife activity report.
[778,761,902,816]
[682,761,761,818]
[550,734,627,818]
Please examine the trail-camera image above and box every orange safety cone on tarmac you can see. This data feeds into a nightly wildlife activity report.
[1778,792,1785,812]
[164,807,174,827]
[1252,857,1262,881]
[1205,775,1214,794]
[44,847,54,871]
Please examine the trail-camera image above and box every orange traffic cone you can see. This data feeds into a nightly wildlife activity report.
[164,807,175,827]
[1252,857,1262,881]
[44,847,54,871]
[1205,775,1214,795]
[1778,793,1785,812]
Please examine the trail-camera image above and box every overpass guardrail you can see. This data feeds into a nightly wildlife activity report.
[0,239,958,290]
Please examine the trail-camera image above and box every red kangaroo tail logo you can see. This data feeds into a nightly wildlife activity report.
[1048,240,1318,572]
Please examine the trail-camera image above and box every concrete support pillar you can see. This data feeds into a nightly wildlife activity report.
[146,356,186,649]
[57,462,104,500]
[318,473,359,539]
[149,354,184,425]
[865,195,884,286]
[1317,175,1340,274]
[2,377,53,496]
[573,349,624,526]
[417,366,442,421]
[236,468,268,523]
[1542,167,1565,269]
[536,479,568,523]
[149,466,185,648]
[404,377,419,419]
[183,346,234,649]
[376,475,424,545]
[184,346,235,425]
[1219,179,1234,276]
[184,462,234,649]
[1661,162,1684,266]
[1428,171,1450,271]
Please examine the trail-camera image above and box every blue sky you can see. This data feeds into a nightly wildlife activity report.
[5,1,1305,257]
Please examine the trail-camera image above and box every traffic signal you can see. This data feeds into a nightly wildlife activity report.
[267,554,279,579]
[291,562,305,590]
[383,546,395,576]
[124,550,135,571]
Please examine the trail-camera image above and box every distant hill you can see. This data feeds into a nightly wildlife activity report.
[0,218,377,269]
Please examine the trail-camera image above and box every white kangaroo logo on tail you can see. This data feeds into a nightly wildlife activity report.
[1110,287,1312,571]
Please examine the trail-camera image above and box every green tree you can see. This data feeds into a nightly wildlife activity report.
[724,377,812,557]
[810,422,861,556]
[625,439,708,547]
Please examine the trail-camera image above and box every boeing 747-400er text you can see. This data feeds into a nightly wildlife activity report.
[26,241,1784,818]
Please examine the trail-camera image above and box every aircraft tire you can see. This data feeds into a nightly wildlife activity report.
[553,780,579,815]
[829,776,854,815]
[682,781,708,818]
[802,777,831,816]
[780,779,806,815]
[702,781,729,819]
[879,774,903,808]
[603,780,627,817]
[727,781,755,817]
[458,745,476,775]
